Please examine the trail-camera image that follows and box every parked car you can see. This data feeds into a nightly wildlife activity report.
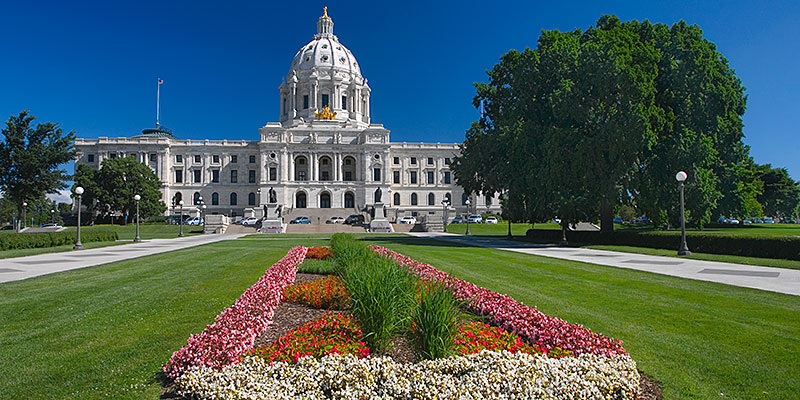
[613,216,624,224]
[485,216,498,224]
[344,214,364,225]
[467,215,483,224]
[398,216,417,224]
[632,216,651,224]
[451,216,464,224]
[728,218,740,224]
[241,217,259,226]
[290,216,311,224]
[1,225,14,230]
[763,218,775,224]
[326,216,345,224]
[183,217,204,225]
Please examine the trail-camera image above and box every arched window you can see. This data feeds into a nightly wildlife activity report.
[193,192,201,205]
[294,155,309,181]
[344,192,355,208]
[230,192,237,206]
[461,193,468,205]
[248,192,256,206]
[393,192,400,205]
[320,192,331,208]
[342,156,356,181]
[211,192,219,205]
[296,192,307,208]
[411,193,418,206]
[428,193,435,206]
[319,156,333,181]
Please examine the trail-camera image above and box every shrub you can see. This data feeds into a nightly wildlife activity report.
[332,234,416,354]
[0,230,118,251]
[306,246,333,259]
[525,229,800,260]
[283,275,351,310]
[247,313,369,363]
[297,258,336,275]
[409,282,463,360]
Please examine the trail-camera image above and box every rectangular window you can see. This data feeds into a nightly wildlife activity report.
[248,170,256,183]
[373,168,381,182]
[427,171,434,184]
[109,153,117,159]
[249,155,256,163]
[231,155,237,163]
[194,155,201,163]
[269,167,277,181]
[212,169,219,183]
[150,153,157,162]
[444,157,451,165]
[345,171,353,181]
[321,171,330,181]
[427,157,433,165]
[322,94,329,108]
[410,157,417,165]
[299,171,306,181]
[87,154,95,163]
[393,170,400,184]
[176,154,183,163]
[303,95,309,109]
[175,170,183,183]
[212,155,220,164]
[342,96,347,110]
[410,171,417,184]
[393,156,399,165]
[230,170,238,183]
[194,169,202,183]
[444,171,451,184]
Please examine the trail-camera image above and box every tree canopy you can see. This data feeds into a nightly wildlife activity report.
[452,15,781,232]
[0,111,75,230]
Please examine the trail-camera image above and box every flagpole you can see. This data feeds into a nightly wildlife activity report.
[156,78,161,127]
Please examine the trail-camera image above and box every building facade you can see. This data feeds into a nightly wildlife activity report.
[74,9,500,220]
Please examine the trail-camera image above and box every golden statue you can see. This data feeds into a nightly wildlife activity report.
[315,105,337,120]
[323,6,328,18]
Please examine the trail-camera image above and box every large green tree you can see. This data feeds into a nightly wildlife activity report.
[72,163,103,224]
[756,164,800,219]
[93,157,165,222]
[0,111,75,230]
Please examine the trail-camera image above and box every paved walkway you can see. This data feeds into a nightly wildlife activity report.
[0,234,245,284]
[408,232,800,296]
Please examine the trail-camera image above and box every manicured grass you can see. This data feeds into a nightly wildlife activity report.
[64,223,204,241]
[0,240,127,259]
[240,232,408,239]
[585,244,800,270]
[364,236,800,400]
[0,238,329,399]
[444,222,559,236]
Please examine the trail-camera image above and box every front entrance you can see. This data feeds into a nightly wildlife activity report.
[344,192,355,208]
[296,192,307,208]
[320,192,331,208]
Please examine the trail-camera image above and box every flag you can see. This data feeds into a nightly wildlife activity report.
[158,78,164,85]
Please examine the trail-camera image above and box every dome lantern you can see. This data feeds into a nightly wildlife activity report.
[316,7,334,38]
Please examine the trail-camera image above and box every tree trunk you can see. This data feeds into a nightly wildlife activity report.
[560,220,568,245]
[600,197,614,232]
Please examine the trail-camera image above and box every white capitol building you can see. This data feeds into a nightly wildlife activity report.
[74,9,500,222]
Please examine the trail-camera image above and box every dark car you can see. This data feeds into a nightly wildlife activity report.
[1,225,14,230]
[290,216,310,224]
[344,214,364,225]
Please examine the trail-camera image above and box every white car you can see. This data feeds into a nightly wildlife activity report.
[241,217,259,226]
[485,216,498,224]
[326,216,345,224]
[398,216,417,224]
[467,215,482,224]
[183,217,204,225]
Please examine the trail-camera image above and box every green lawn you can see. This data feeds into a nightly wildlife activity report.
[585,244,800,270]
[0,240,127,259]
[444,222,559,236]
[64,223,204,241]
[1,235,798,399]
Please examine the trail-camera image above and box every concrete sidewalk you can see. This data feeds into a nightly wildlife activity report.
[408,232,800,296]
[0,234,245,284]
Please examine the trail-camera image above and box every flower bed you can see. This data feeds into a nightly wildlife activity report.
[370,245,627,357]
[305,246,333,259]
[248,313,369,363]
[454,321,573,358]
[283,275,351,310]
[163,246,307,378]
[177,351,639,399]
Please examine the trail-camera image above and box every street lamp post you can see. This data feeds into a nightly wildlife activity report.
[134,194,142,242]
[50,209,55,224]
[74,187,84,250]
[441,199,449,232]
[202,204,207,233]
[465,198,472,235]
[676,171,691,256]
[504,192,512,239]
[22,202,27,230]
[178,200,185,237]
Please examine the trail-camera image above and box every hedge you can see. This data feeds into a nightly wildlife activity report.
[0,230,119,251]
[525,229,800,261]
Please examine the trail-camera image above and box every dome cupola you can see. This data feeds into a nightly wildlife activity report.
[279,8,371,127]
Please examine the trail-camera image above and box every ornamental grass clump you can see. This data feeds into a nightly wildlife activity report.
[409,281,464,360]
[331,233,416,354]
[283,275,351,310]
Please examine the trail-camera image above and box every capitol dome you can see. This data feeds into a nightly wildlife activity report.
[279,8,371,127]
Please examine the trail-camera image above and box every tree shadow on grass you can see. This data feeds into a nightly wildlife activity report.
[358,235,473,248]
[149,371,186,399]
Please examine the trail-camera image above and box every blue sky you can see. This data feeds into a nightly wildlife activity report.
[2,0,799,182]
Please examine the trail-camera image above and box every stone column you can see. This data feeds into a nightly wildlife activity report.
[281,148,289,182]
[288,151,294,181]
[290,83,297,118]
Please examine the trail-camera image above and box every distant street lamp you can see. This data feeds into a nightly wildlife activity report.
[504,192,512,239]
[178,200,185,237]
[134,194,142,242]
[465,197,472,235]
[74,187,84,250]
[676,171,691,256]
[22,202,27,230]
[202,204,207,233]
[441,199,450,232]
[50,209,55,224]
